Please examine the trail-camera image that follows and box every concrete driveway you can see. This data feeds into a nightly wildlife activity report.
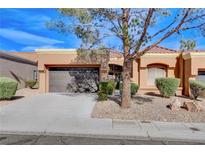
[0,93,112,133]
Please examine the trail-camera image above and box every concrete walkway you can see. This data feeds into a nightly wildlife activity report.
[0,93,205,144]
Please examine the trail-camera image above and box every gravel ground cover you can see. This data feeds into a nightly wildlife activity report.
[0,88,40,106]
[92,94,205,123]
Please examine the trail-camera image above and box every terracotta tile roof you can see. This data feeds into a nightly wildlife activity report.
[110,50,123,58]
[183,50,205,53]
[145,46,177,53]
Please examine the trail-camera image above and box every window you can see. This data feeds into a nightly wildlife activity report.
[196,70,205,82]
[33,70,38,80]
[148,67,166,85]
[198,71,205,75]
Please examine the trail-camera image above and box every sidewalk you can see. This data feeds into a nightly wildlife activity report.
[1,117,205,144]
[0,93,204,144]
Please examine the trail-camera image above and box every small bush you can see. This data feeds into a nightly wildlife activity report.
[99,81,116,95]
[32,81,39,89]
[155,78,180,98]
[108,80,116,89]
[25,80,37,89]
[120,82,139,97]
[131,83,139,96]
[97,90,108,101]
[107,80,116,95]
[99,82,108,93]
[190,80,205,100]
[0,77,18,100]
[107,83,114,95]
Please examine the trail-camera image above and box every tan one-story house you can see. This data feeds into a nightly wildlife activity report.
[8,46,205,96]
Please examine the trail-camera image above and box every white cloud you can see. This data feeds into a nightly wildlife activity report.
[21,45,60,51]
[0,28,64,46]
[27,15,51,30]
[2,9,51,30]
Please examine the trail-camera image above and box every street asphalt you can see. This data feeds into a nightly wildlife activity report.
[0,93,205,144]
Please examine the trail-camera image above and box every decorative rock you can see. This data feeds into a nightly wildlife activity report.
[182,101,203,112]
[169,98,182,111]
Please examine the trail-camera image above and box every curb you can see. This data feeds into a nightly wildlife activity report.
[1,128,205,144]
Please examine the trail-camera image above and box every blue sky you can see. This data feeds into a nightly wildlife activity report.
[0,8,204,52]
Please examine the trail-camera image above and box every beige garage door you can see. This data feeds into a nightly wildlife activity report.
[49,67,99,92]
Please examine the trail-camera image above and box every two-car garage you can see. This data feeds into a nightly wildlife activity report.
[49,67,99,93]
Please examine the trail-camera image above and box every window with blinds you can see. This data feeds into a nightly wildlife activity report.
[148,67,166,85]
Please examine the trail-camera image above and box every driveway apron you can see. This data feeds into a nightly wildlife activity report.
[0,93,100,133]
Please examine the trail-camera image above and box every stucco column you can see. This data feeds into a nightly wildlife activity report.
[39,69,46,93]
[178,53,184,87]
[139,68,147,88]
[131,60,139,84]
[99,51,109,82]
[100,66,108,81]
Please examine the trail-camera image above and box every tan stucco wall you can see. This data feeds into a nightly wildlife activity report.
[183,52,205,96]
[131,60,139,84]
[10,52,38,62]
[140,54,179,68]
[0,57,37,88]
[36,50,124,92]
[138,53,181,92]
[35,49,204,96]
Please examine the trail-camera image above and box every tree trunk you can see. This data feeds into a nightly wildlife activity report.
[121,8,131,108]
[121,60,131,108]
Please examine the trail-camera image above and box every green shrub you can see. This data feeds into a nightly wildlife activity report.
[107,83,114,95]
[25,80,37,89]
[32,81,39,89]
[97,90,108,101]
[0,77,18,100]
[99,81,116,95]
[190,80,205,100]
[108,80,116,89]
[155,77,180,98]
[99,82,108,93]
[131,83,139,96]
[120,82,139,96]
[107,80,116,95]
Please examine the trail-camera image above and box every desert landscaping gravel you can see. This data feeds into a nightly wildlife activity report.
[92,94,205,123]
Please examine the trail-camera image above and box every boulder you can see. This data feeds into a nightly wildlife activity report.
[182,101,203,112]
[169,98,182,111]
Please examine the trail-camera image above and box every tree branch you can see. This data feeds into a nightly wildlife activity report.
[132,8,192,58]
[133,8,155,54]
[150,17,177,39]
[122,8,130,58]
[180,22,205,31]
[184,13,205,23]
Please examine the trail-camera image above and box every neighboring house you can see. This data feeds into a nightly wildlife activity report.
[2,46,205,96]
[0,51,38,88]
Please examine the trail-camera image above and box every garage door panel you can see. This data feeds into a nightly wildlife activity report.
[49,67,99,92]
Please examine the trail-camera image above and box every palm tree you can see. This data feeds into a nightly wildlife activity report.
[180,39,196,51]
